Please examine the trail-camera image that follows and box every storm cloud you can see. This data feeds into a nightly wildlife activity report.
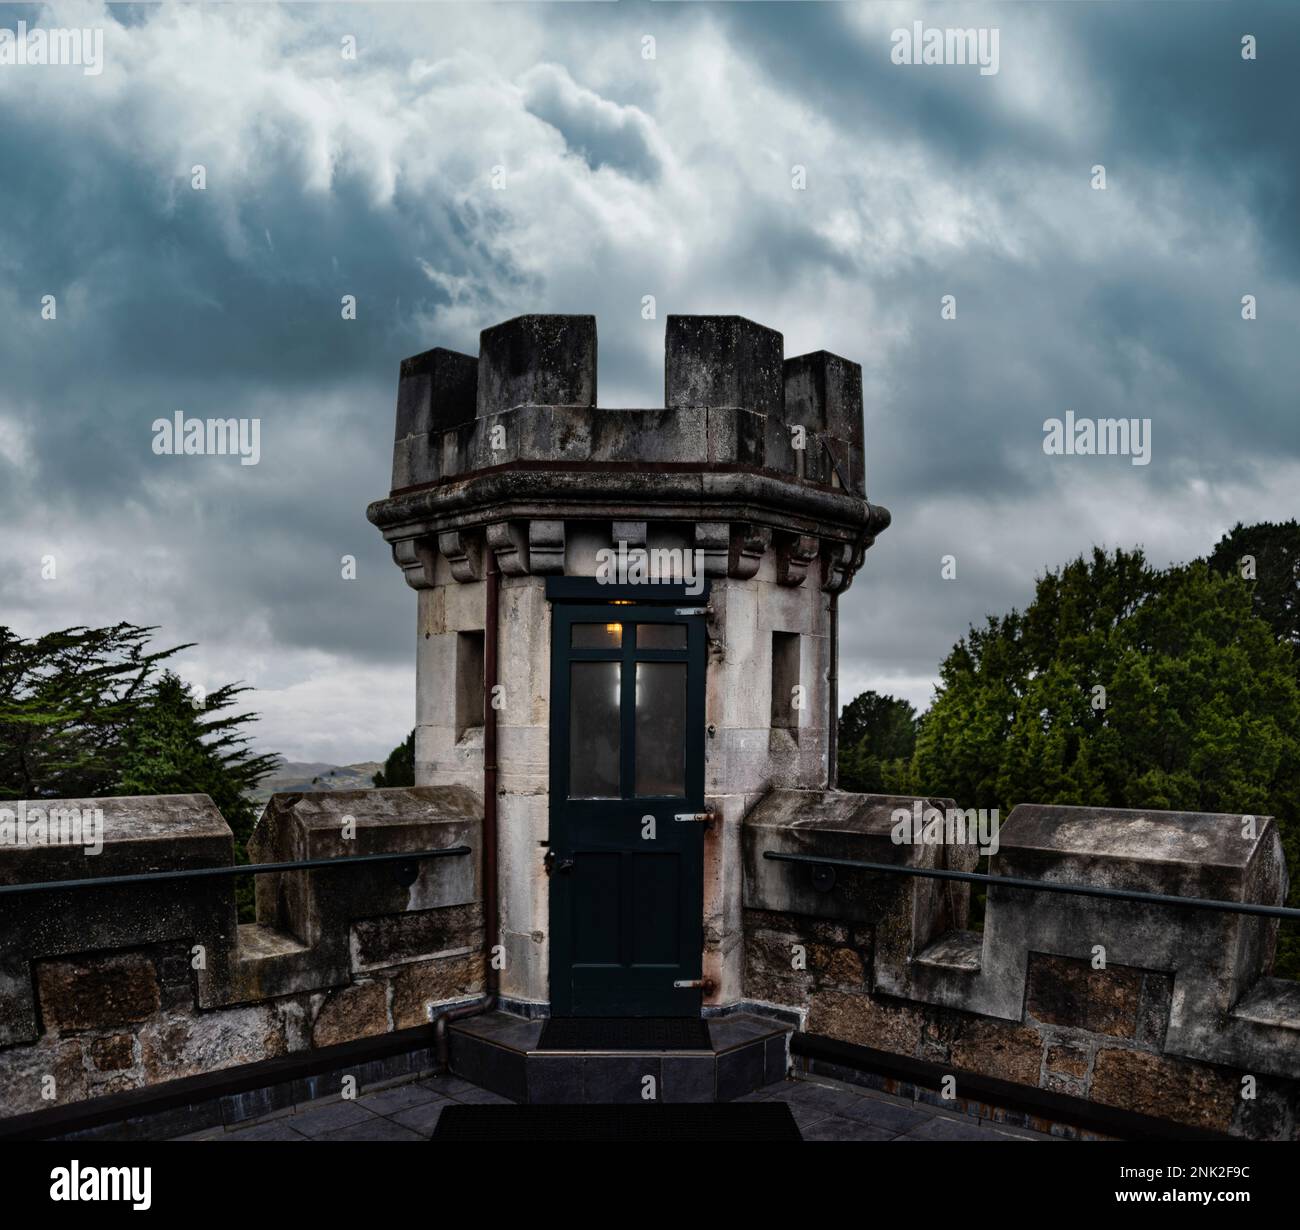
[0,1,1295,760]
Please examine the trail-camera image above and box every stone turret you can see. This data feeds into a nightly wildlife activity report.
[367,313,889,1010]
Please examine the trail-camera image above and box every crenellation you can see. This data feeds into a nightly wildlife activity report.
[476,314,597,417]
[395,346,478,439]
[665,314,784,416]
[391,346,477,490]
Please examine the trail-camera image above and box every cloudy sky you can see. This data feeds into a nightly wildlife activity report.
[1,1,1297,764]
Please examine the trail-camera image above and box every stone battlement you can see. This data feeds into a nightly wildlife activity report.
[384,314,867,495]
[1,789,1295,1136]
[0,789,484,1118]
[368,314,889,597]
[744,796,1299,1138]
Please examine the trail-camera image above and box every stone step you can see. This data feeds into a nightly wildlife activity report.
[448,1011,790,1104]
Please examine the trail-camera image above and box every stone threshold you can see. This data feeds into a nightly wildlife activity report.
[449,1011,790,1103]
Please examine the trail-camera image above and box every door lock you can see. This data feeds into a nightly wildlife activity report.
[543,849,574,875]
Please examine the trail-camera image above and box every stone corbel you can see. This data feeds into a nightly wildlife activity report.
[775,533,820,587]
[487,521,530,577]
[437,529,483,582]
[695,522,730,578]
[391,536,438,590]
[728,524,772,580]
[528,520,566,574]
[822,542,856,594]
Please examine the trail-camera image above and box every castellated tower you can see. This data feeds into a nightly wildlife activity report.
[367,314,889,1017]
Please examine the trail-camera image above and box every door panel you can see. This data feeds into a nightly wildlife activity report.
[630,854,680,964]
[548,598,706,1017]
[571,852,621,964]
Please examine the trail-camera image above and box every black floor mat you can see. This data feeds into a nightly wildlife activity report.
[432,1102,801,1141]
[536,1017,711,1051]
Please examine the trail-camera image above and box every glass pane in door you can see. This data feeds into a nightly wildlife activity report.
[569,661,621,797]
[572,623,623,649]
[636,624,687,650]
[634,661,686,797]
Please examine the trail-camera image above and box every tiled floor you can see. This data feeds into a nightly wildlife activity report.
[176,1073,510,1141]
[177,1071,1052,1141]
[736,1076,1053,1141]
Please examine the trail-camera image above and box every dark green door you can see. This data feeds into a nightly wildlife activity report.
[548,594,707,1017]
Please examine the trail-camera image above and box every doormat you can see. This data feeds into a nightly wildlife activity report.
[536,1017,711,1051]
[432,1102,802,1142]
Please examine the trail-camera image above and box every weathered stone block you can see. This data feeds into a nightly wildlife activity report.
[665,316,783,415]
[311,981,388,1048]
[140,1004,288,1082]
[742,908,848,946]
[918,1005,962,1063]
[1044,1041,1090,1078]
[1230,1077,1300,1141]
[395,347,478,439]
[351,903,482,973]
[742,791,973,973]
[390,954,485,1029]
[809,943,866,988]
[249,785,481,942]
[157,945,196,1012]
[0,1039,87,1114]
[783,351,864,448]
[742,929,812,1006]
[477,315,596,415]
[1026,953,1145,1038]
[1136,971,1174,1048]
[763,412,796,476]
[807,990,924,1057]
[89,1033,136,1072]
[949,1016,1043,1086]
[1089,1048,1237,1131]
[36,952,160,1032]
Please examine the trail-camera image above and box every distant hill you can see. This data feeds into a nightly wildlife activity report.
[252,761,383,802]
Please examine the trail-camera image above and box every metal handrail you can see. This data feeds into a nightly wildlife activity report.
[762,850,1300,921]
[0,846,473,898]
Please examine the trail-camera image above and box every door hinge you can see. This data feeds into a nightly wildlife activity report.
[674,607,709,617]
[673,811,716,829]
[672,978,715,993]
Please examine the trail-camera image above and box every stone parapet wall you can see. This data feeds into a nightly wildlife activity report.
[0,787,484,1119]
[742,793,1300,1139]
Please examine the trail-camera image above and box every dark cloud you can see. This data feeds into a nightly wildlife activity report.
[0,1,1295,757]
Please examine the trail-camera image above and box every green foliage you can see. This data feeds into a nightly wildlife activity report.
[1207,520,1300,651]
[0,624,280,922]
[837,691,918,794]
[116,672,280,853]
[909,547,1300,978]
[373,729,415,788]
[0,623,183,801]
